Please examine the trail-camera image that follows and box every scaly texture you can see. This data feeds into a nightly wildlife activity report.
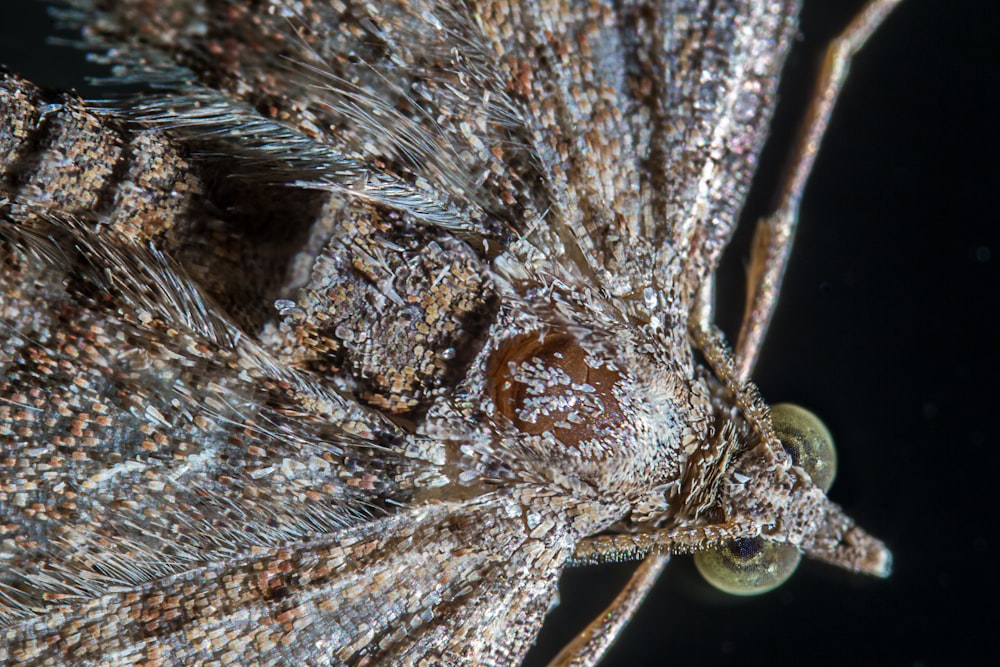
[1,2,889,666]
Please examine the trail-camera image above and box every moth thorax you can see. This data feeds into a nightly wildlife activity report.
[488,331,625,452]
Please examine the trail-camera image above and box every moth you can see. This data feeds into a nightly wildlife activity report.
[0,1,898,665]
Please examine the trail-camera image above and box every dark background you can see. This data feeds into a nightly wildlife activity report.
[1,1,996,666]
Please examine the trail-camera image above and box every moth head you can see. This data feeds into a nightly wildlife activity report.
[693,403,891,595]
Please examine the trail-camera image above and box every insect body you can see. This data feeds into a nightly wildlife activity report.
[0,1,894,665]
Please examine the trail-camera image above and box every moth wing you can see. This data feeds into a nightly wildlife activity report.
[1,492,572,666]
[0,214,443,623]
[474,1,801,304]
[65,0,535,237]
[66,2,799,307]
[0,71,575,666]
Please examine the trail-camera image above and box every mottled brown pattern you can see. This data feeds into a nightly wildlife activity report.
[0,2,892,665]
[259,198,496,415]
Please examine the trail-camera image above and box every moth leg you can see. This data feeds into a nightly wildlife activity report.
[545,554,669,667]
[692,271,716,342]
[548,521,758,667]
[734,0,903,380]
[570,522,761,567]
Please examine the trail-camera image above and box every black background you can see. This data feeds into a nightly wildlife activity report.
[1,1,996,666]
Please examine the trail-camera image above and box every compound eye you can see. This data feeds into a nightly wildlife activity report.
[694,537,801,595]
[771,403,837,492]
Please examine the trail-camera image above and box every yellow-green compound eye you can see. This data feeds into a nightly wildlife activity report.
[771,403,838,492]
[694,537,802,595]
